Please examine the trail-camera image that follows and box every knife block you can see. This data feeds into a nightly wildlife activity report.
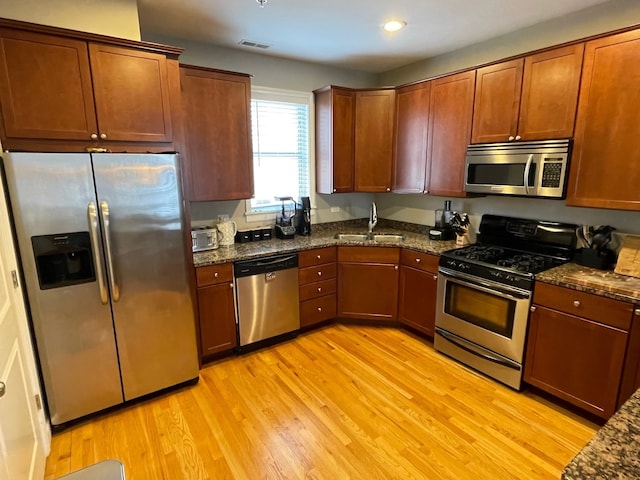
[456,233,471,246]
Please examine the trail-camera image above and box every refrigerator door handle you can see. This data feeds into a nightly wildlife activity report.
[100,201,120,302]
[87,202,109,305]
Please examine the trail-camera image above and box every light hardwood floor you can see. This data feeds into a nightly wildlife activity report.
[45,324,597,479]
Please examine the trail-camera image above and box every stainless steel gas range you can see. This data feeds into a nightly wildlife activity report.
[434,214,578,390]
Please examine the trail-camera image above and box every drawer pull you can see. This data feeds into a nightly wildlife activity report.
[317,307,322,312]
[415,258,421,263]
[317,255,321,260]
[214,272,219,278]
[317,287,322,293]
[317,271,322,277]
[573,300,581,307]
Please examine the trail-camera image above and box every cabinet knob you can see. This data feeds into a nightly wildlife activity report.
[317,287,322,293]
[229,283,234,288]
[90,133,98,140]
[0,381,5,397]
[573,300,581,307]
[394,265,399,270]
[317,271,322,277]
[635,309,640,316]
[433,275,438,281]
[508,135,515,141]
[100,133,107,139]
[317,307,322,312]
[214,272,219,278]
[317,255,321,260]
[515,135,521,141]
[333,188,337,193]
[530,306,536,312]
[386,187,391,192]
[415,258,421,263]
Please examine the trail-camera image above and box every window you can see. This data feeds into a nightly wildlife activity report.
[246,87,311,215]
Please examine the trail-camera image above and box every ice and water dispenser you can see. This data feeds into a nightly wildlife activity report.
[31,232,95,289]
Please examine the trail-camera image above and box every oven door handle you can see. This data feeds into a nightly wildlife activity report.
[523,154,534,195]
[439,268,531,300]
[436,328,521,371]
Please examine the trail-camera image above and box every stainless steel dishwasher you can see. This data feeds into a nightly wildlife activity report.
[234,253,300,349]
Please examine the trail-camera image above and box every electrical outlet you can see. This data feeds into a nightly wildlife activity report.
[330,207,340,213]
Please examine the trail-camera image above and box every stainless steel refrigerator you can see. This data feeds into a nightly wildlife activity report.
[2,152,199,427]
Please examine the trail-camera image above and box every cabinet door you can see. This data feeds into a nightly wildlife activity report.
[393,82,430,193]
[567,30,640,211]
[338,262,398,321]
[89,43,173,143]
[315,87,354,194]
[197,282,238,357]
[0,28,97,143]
[524,305,628,419]
[398,265,437,336]
[518,44,584,141]
[180,66,254,201]
[354,89,395,192]
[426,71,475,197]
[471,59,523,144]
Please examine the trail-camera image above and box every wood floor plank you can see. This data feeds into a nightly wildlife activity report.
[45,324,598,479]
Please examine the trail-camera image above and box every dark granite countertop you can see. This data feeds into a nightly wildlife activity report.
[192,219,460,267]
[536,263,640,305]
[562,388,640,480]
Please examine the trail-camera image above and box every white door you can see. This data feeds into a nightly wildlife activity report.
[0,176,49,480]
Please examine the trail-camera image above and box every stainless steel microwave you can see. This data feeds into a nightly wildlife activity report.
[464,139,571,198]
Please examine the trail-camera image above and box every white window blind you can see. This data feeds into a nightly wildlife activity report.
[248,89,310,213]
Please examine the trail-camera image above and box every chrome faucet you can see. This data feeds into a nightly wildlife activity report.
[368,201,378,233]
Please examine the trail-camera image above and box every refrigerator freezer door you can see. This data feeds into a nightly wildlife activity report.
[91,153,198,400]
[2,153,123,425]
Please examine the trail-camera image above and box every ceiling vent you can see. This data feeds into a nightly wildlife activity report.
[238,39,270,49]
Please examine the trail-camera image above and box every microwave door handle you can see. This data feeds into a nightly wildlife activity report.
[523,154,534,195]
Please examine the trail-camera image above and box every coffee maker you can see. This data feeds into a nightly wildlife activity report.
[296,196,311,236]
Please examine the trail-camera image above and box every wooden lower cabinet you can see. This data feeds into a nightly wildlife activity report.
[337,247,399,321]
[196,263,237,358]
[398,250,439,337]
[524,282,635,419]
[298,247,337,328]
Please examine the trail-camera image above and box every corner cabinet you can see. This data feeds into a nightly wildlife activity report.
[314,86,355,193]
[393,81,431,193]
[524,282,637,419]
[195,263,238,360]
[353,89,395,192]
[426,71,476,197]
[337,246,399,321]
[471,44,584,144]
[398,249,439,336]
[0,20,180,152]
[180,66,254,201]
[567,30,640,211]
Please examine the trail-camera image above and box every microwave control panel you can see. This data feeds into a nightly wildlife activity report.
[541,158,564,188]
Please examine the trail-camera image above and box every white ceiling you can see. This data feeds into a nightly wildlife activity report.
[137,0,611,73]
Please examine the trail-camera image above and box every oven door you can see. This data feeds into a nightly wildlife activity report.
[435,267,532,363]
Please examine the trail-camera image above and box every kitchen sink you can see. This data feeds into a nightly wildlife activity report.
[334,233,405,242]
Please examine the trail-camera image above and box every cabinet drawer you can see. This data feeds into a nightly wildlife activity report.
[298,246,337,267]
[299,263,337,285]
[400,249,439,273]
[299,279,337,301]
[300,294,337,327]
[533,282,633,330]
[196,263,233,287]
[338,246,400,263]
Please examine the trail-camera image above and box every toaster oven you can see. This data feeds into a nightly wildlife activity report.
[191,226,219,252]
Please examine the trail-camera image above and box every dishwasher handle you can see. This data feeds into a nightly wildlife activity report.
[234,253,299,277]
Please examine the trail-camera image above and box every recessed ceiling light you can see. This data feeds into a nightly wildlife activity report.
[383,20,407,32]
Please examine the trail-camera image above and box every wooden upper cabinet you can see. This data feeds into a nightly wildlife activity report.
[314,86,355,194]
[472,59,523,144]
[0,21,180,152]
[426,71,475,197]
[393,81,430,193]
[180,66,253,201]
[354,89,395,192]
[567,30,640,211]
[89,44,173,143]
[471,44,584,144]
[0,28,98,141]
